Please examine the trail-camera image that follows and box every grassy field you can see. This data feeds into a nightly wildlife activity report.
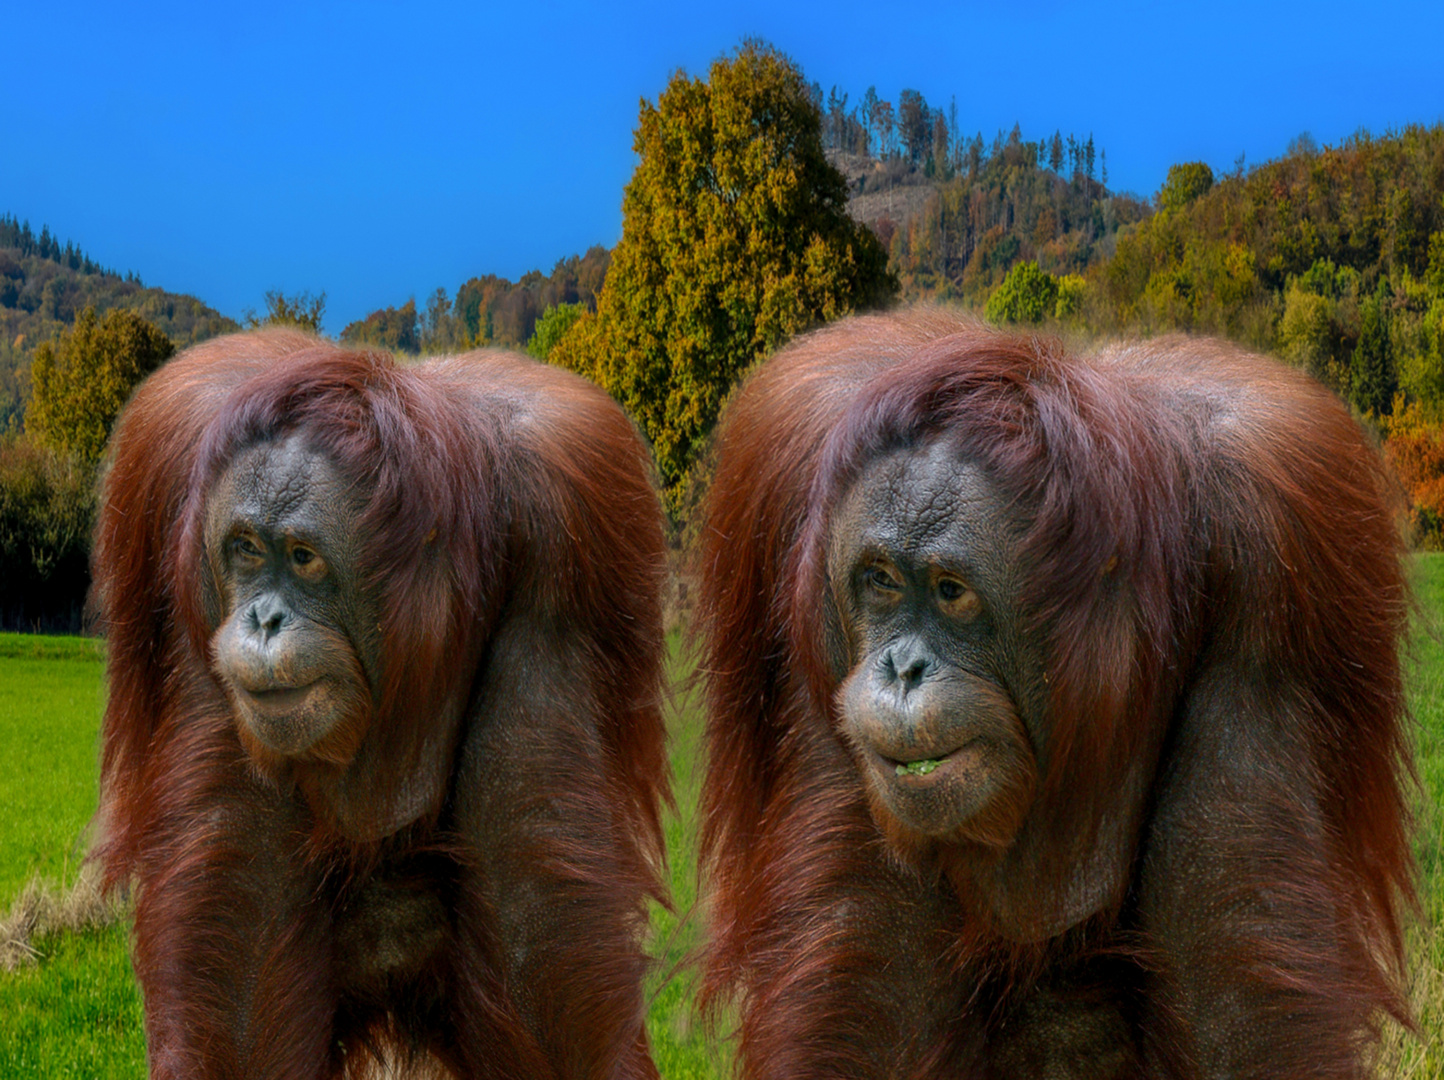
[1,559,1441,1077]
[1390,555,1444,1078]
[0,634,145,1075]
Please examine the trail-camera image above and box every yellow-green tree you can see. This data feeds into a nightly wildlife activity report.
[28,307,175,464]
[984,260,1058,324]
[552,40,895,512]
[1158,162,1214,212]
[527,301,586,360]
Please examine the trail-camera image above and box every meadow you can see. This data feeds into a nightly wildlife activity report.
[1,559,1441,1077]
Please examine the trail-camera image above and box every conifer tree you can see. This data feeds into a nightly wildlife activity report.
[1352,285,1396,415]
[551,40,895,513]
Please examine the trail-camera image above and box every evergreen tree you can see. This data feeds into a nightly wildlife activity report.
[1352,285,1396,415]
[948,97,960,171]
[861,86,880,155]
[898,89,930,165]
[550,40,896,513]
[931,113,950,178]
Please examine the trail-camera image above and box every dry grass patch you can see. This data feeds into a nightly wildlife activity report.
[0,862,128,971]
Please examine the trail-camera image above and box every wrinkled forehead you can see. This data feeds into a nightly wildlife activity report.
[827,438,1013,571]
[204,433,355,541]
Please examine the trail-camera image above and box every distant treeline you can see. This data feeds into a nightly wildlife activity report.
[809,81,1109,191]
[0,213,119,279]
[336,82,1134,352]
[792,81,1144,302]
[340,246,611,354]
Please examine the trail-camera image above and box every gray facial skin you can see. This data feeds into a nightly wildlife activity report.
[205,434,374,763]
[827,439,1040,849]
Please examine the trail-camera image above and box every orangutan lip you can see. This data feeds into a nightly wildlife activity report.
[240,683,318,711]
[879,740,976,781]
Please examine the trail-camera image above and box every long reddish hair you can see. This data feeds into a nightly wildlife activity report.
[95,330,668,875]
[696,310,1415,1075]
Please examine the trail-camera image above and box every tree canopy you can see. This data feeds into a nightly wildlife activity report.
[0,214,235,430]
[1158,162,1215,212]
[527,302,586,360]
[340,298,419,353]
[27,306,174,464]
[984,260,1058,324]
[550,40,896,513]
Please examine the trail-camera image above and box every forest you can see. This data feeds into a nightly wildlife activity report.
[0,215,236,431]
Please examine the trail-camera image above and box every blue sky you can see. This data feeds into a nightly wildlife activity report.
[6,1,1442,334]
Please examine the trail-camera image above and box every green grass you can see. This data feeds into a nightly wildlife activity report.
[2,562,1442,1075]
[1385,554,1444,1077]
[643,633,732,1080]
[0,922,144,1077]
[0,633,105,903]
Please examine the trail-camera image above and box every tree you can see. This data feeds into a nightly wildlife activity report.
[1352,285,1396,415]
[861,85,880,156]
[527,302,586,360]
[340,299,419,353]
[28,306,175,464]
[550,40,896,513]
[984,260,1059,325]
[967,132,984,178]
[930,113,950,178]
[1279,282,1342,386]
[1426,230,1444,295]
[245,289,326,333]
[420,287,462,353]
[1054,274,1087,318]
[0,434,95,630]
[948,97,960,171]
[873,99,896,158]
[825,86,850,152]
[898,89,930,165]
[1158,162,1214,212]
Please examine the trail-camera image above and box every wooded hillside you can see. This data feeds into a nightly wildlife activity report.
[0,215,236,429]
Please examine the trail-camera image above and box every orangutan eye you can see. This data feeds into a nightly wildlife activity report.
[937,576,982,619]
[289,544,327,579]
[864,564,902,592]
[232,535,264,560]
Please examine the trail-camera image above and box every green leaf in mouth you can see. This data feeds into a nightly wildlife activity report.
[895,758,942,777]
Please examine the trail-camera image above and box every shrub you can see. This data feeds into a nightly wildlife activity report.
[0,436,95,631]
[984,260,1058,325]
